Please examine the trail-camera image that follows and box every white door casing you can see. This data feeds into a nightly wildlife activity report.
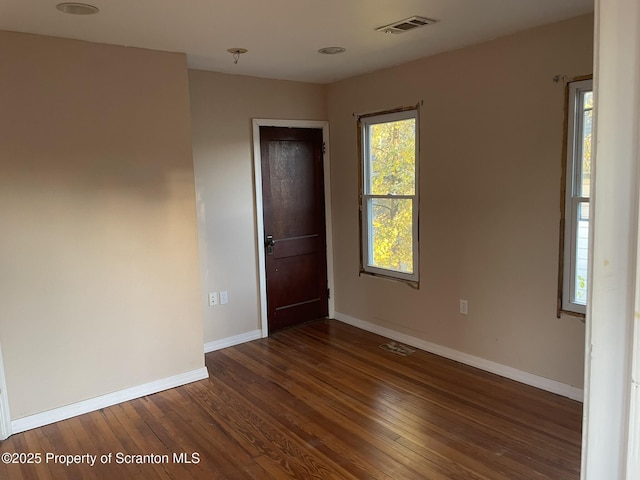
[582,0,640,478]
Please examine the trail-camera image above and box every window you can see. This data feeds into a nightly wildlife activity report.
[359,108,419,283]
[561,79,593,315]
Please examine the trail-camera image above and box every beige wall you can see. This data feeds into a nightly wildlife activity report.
[188,70,326,343]
[327,15,593,388]
[0,32,204,419]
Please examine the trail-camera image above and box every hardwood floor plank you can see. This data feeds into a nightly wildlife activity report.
[235,332,515,480]
[269,325,580,478]
[313,321,581,438]
[158,385,276,479]
[196,375,357,479]
[212,350,428,480]
[225,342,491,480]
[316,322,581,477]
[0,319,582,479]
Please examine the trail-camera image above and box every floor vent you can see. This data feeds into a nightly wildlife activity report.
[380,341,416,356]
[376,16,438,34]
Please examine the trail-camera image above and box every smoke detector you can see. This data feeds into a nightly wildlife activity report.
[376,16,438,34]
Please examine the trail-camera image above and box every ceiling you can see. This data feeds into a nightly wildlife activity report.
[0,0,594,84]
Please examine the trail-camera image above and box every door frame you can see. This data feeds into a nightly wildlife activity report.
[252,119,335,338]
[0,342,11,440]
[581,1,640,478]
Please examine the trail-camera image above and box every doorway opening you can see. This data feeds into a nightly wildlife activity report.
[252,119,334,336]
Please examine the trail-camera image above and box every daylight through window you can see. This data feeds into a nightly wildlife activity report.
[561,79,592,315]
[359,108,419,283]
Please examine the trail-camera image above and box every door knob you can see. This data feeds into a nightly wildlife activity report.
[265,235,275,254]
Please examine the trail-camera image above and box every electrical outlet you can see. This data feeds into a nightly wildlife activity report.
[220,291,228,305]
[208,292,218,306]
[460,299,468,315]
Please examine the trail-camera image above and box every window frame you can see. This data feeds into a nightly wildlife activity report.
[358,107,420,284]
[560,78,593,316]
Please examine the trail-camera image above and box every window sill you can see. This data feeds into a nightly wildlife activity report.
[557,308,586,321]
[359,269,419,289]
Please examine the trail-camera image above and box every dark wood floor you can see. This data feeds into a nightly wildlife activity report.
[0,319,582,479]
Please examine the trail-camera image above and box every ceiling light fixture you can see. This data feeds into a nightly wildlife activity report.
[56,3,99,15]
[227,48,248,64]
[318,47,346,55]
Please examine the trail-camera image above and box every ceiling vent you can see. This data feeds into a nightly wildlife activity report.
[376,16,438,34]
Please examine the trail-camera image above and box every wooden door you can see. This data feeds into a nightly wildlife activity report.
[260,126,328,333]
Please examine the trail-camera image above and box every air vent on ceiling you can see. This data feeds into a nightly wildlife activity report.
[376,16,438,34]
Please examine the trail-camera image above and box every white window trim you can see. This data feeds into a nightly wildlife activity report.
[359,108,419,284]
[562,79,592,315]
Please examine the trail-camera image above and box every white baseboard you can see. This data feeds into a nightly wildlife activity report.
[334,312,584,402]
[204,329,263,353]
[11,367,209,435]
